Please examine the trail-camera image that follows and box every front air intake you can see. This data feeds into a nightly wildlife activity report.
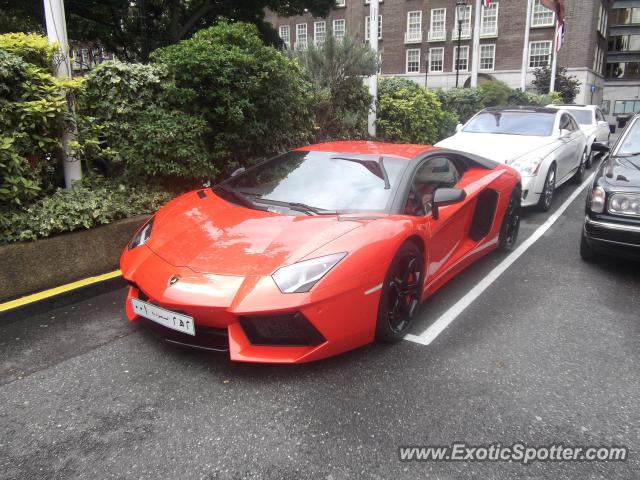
[239,312,325,346]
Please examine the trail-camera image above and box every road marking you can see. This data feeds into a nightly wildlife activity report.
[404,174,594,346]
[0,270,122,313]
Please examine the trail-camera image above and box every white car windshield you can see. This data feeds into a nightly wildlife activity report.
[567,109,593,125]
[464,112,555,137]
[617,118,640,156]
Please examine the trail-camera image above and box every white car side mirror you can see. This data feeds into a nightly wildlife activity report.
[559,128,571,138]
[455,123,464,133]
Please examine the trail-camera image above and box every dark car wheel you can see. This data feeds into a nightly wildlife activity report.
[572,149,587,184]
[580,230,598,262]
[586,147,594,169]
[537,165,556,212]
[499,187,521,252]
[376,241,424,343]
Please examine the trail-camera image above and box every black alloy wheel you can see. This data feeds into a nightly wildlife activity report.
[499,187,521,252]
[376,242,424,342]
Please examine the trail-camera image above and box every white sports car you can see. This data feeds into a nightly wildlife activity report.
[547,104,611,168]
[437,107,588,211]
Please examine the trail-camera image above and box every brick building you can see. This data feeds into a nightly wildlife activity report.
[265,0,611,111]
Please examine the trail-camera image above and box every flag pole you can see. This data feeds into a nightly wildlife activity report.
[470,0,482,87]
[520,0,534,91]
[367,0,379,138]
[549,19,559,93]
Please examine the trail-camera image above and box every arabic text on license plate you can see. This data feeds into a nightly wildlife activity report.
[131,298,195,336]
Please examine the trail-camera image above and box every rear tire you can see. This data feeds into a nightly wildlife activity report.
[498,186,521,252]
[586,148,594,169]
[580,230,597,262]
[376,242,424,343]
[572,149,587,184]
[537,165,556,212]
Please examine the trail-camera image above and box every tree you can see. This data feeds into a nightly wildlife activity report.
[532,65,580,104]
[0,0,336,61]
[291,35,378,141]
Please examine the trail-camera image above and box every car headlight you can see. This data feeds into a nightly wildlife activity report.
[509,158,542,177]
[272,253,347,293]
[128,217,154,250]
[608,193,640,217]
[590,186,606,214]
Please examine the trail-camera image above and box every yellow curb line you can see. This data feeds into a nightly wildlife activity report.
[0,270,123,313]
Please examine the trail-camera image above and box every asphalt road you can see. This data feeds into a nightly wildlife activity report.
[1,160,639,480]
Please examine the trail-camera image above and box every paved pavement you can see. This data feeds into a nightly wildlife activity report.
[1,155,639,479]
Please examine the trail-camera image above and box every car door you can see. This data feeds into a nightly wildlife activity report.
[557,113,581,181]
[403,155,472,282]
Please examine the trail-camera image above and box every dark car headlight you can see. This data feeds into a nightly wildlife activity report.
[128,217,154,250]
[609,193,640,217]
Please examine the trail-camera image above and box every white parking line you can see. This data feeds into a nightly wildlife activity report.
[404,174,594,346]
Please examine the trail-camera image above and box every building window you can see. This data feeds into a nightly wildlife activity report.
[336,0,346,7]
[404,11,422,43]
[479,44,495,71]
[529,40,552,67]
[608,35,640,52]
[296,23,308,50]
[333,19,346,41]
[453,45,469,72]
[480,3,499,37]
[314,21,326,46]
[532,0,554,27]
[428,47,444,72]
[453,5,472,39]
[429,8,446,41]
[279,25,290,48]
[606,62,640,80]
[613,100,640,114]
[611,7,640,25]
[406,48,421,73]
[365,15,382,41]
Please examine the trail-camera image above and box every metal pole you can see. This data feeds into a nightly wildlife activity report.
[367,0,379,137]
[43,0,81,188]
[456,17,462,87]
[520,0,534,91]
[470,0,481,88]
[425,57,429,89]
[549,20,559,93]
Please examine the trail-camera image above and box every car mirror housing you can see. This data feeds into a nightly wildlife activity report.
[455,123,464,133]
[559,128,571,138]
[432,188,467,220]
[591,141,610,153]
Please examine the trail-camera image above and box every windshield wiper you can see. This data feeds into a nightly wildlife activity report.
[216,186,263,210]
[619,152,640,157]
[250,197,337,215]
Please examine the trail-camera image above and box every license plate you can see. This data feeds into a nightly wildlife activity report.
[131,298,195,336]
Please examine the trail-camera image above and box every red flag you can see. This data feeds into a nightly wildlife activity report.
[540,0,565,23]
[482,0,491,7]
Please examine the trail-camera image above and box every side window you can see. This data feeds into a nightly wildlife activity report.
[596,109,605,122]
[560,114,575,131]
[405,156,461,216]
[569,116,579,131]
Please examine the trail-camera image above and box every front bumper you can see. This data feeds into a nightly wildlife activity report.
[583,215,640,259]
[520,175,543,208]
[121,247,382,363]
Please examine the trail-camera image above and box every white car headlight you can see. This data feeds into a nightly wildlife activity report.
[590,186,606,214]
[608,193,640,217]
[272,253,347,293]
[509,158,543,177]
[128,217,154,250]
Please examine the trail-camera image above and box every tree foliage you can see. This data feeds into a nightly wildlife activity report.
[0,0,337,61]
[291,35,378,141]
[532,65,580,104]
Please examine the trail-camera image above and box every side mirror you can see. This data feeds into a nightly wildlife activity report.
[598,121,609,128]
[432,188,467,220]
[230,166,245,177]
[591,141,610,152]
[455,123,464,133]
[559,128,571,138]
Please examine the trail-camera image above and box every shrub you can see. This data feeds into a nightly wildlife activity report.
[436,88,484,124]
[151,21,315,174]
[532,66,580,104]
[291,35,377,140]
[1,178,174,243]
[376,77,456,144]
[478,80,512,107]
[0,33,58,71]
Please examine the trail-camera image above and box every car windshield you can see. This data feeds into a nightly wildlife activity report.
[616,118,640,156]
[216,150,408,214]
[567,109,593,125]
[463,111,555,136]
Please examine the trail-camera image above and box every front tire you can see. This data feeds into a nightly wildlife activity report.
[537,165,556,212]
[376,242,424,343]
[499,186,521,252]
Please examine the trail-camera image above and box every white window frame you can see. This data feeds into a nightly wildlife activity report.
[406,48,421,74]
[314,21,326,46]
[405,11,423,43]
[333,19,346,41]
[279,25,290,48]
[428,47,444,73]
[453,5,472,39]
[429,8,447,41]
[336,0,346,7]
[480,2,499,37]
[453,45,469,72]
[529,40,552,68]
[532,0,555,27]
[365,15,382,41]
[296,23,308,50]
[479,44,496,71]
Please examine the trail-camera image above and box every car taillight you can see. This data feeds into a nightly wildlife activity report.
[239,312,325,346]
